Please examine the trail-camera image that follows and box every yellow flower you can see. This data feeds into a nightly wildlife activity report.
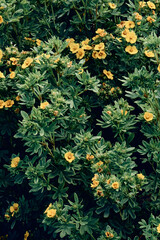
[86,154,94,160]
[76,48,85,59]
[96,161,103,166]
[110,87,115,93]
[137,21,141,25]
[147,16,155,23]
[64,152,75,163]
[10,57,19,65]
[10,206,14,213]
[0,15,3,24]
[9,72,16,79]
[157,224,160,233]
[36,39,41,46]
[0,100,4,109]
[69,43,79,53]
[54,58,60,63]
[67,61,72,68]
[11,156,20,168]
[105,232,114,238]
[144,50,154,57]
[97,50,107,59]
[95,28,107,37]
[117,21,126,28]
[112,182,119,189]
[125,21,135,28]
[134,12,142,20]
[125,31,137,43]
[66,38,75,47]
[0,49,3,61]
[16,96,21,101]
[139,1,146,7]
[103,70,113,80]
[24,231,29,240]
[121,28,130,38]
[125,45,138,54]
[144,112,153,121]
[91,180,99,188]
[78,68,84,74]
[4,100,14,108]
[137,173,145,180]
[46,209,56,218]
[13,203,19,211]
[40,101,49,109]
[157,64,160,72]
[116,37,122,42]
[92,51,98,59]
[0,71,5,78]
[22,57,33,69]
[147,1,156,9]
[106,111,112,115]
[108,2,117,9]
[81,38,90,45]
[94,42,105,51]
[107,179,111,184]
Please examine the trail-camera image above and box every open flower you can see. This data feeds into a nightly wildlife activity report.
[147,1,156,9]
[46,209,56,218]
[108,2,117,9]
[92,51,98,59]
[4,100,14,108]
[64,152,75,163]
[40,101,49,109]
[157,64,160,72]
[139,1,146,7]
[97,50,107,59]
[94,42,105,51]
[144,50,154,57]
[0,49,3,61]
[0,71,5,78]
[105,232,114,238]
[125,31,137,43]
[69,43,79,53]
[112,182,119,189]
[22,57,33,69]
[9,72,16,79]
[36,39,41,46]
[125,45,138,54]
[24,231,29,240]
[137,173,145,180]
[144,112,153,121]
[86,154,94,160]
[91,180,99,188]
[125,21,135,28]
[11,157,20,168]
[76,48,85,59]
[147,16,155,23]
[103,70,114,80]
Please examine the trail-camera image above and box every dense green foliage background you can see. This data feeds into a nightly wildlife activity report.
[0,0,160,239]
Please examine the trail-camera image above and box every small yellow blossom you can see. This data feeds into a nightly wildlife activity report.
[76,48,85,59]
[11,156,20,168]
[36,39,41,46]
[147,1,156,9]
[78,68,84,74]
[82,44,92,50]
[125,21,135,29]
[81,38,90,45]
[108,2,117,9]
[103,70,113,80]
[94,42,105,51]
[47,209,56,218]
[0,100,4,109]
[92,35,99,41]
[10,57,19,65]
[0,15,3,24]
[144,50,154,57]
[112,182,119,189]
[139,1,146,7]
[67,61,72,68]
[86,154,94,160]
[22,57,33,69]
[137,173,145,180]
[66,38,75,47]
[13,203,19,211]
[134,12,142,20]
[96,161,103,166]
[107,179,111,184]
[117,21,126,28]
[9,72,16,79]
[121,28,130,38]
[0,71,5,78]
[69,43,79,53]
[125,31,137,43]
[10,206,14,213]
[95,28,107,37]
[97,50,107,59]
[144,112,153,121]
[92,51,98,59]
[105,232,114,238]
[54,58,60,63]
[16,96,21,101]
[106,111,112,115]
[147,16,155,23]
[44,203,52,214]
[157,64,160,72]
[125,45,138,55]
[40,101,49,109]
[4,100,14,108]
[121,109,128,115]
[91,180,99,188]
[24,231,29,240]
[64,152,75,163]
[157,224,160,233]
[110,87,115,93]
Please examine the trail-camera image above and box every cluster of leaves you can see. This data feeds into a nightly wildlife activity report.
[0,0,160,239]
